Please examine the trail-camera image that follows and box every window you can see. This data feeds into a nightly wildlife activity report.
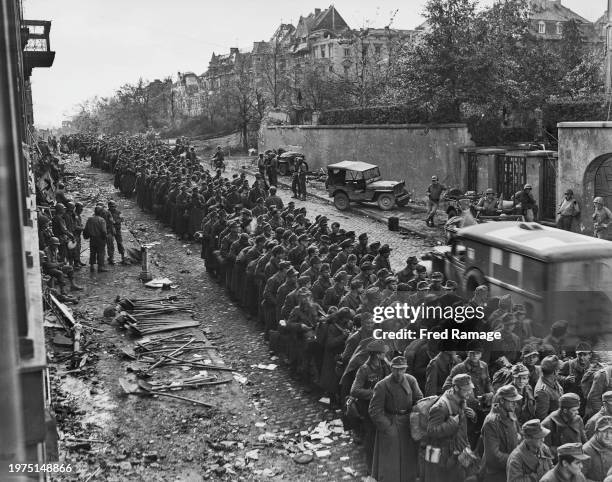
[374,45,382,55]
[328,44,332,58]
[344,48,350,57]
[320,45,326,58]
[329,65,333,72]
[556,22,562,35]
[538,21,545,34]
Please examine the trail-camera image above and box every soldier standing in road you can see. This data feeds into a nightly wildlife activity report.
[369,355,422,482]
[296,156,308,200]
[506,419,554,482]
[268,153,278,187]
[582,416,612,481]
[424,373,476,482]
[592,196,612,239]
[481,385,522,482]
[535,355,564,421]
[586,391,612,439]
[513,184,538,222]
[556,189,580,231]
[83,206,108,272]
[108,200,126,264]
[541,393,586,459]
[425,175,447,227]
[539,443,590,482]
[350,340,391,476]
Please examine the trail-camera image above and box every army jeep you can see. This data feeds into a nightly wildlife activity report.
[325,161,411,211]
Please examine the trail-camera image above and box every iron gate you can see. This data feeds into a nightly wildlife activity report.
[541,156,557,221]
[467,152,478,192]
[496,155,526,200]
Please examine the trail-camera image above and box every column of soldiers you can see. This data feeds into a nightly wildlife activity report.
[70,133,612,482]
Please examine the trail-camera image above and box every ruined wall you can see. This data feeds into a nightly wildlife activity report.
[259,124,473,196]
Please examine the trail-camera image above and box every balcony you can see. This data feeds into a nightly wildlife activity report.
[22,20,55,77]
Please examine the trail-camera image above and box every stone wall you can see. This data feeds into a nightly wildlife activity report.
[259,124,473,197]
[558,122,612,235]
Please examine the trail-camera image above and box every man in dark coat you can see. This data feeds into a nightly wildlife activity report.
[535,355,564,420]
[539,443,589,482]
[424,373,476,482]
[369,355,422,482]
[582,416,612,482]
[481,385,522,482]
[506,419,554,482]
[83,206,108,272]
[541,393,587,459]
[586,391,612,439]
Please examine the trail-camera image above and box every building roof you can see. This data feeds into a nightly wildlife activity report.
[294,6,349,39]
[458,222,612,262]
[530,0,590,23]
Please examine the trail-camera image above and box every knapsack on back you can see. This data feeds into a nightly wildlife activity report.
[410,395,452,441]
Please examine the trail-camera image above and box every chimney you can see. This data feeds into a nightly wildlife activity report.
[315,8,321,16]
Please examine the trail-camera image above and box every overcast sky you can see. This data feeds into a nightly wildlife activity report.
[23,0,608,127]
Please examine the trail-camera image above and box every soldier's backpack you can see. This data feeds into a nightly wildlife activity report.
[410,395,452,441]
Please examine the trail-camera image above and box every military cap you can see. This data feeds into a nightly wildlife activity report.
[334,270,348,281]
[320,263,331,273]
[298,234,309,242]
[366,339,388,353]
[466,340,484,352]
[406,256,419,265]
[575,342,592,353]
[496,384,522,402]
[511,363,530,377]
[361,261,374,270]
[347,253,357,261]
[559,393,581,409]
[603,391,612,402]
[288,234,298,242]
[390,356,408,369]
[417,281,430,291]
[596,416,612,432]
[485,188,495,194]
[319,216,328,224]
[557,443,589,460]
[331,221,340,229]
[397,283,411,291]
[521,344,539,358]
[239,233,250,241]
[55,202,66,210]
[337,307,355,319]
[262,223,272,230]
[442,280,458,290]
[296,287,311,297]
[264,240,277,249]
[369,241,381,251]
[522,419,550,439]
[50,236,60,245]
[365,287,380,297]
[288,201,295,206]
[320,235,331,244]
[345,231,356,238]
[452,373,474,389]
[275,227,285,234]
[242,208,252,215]
[358,233,368,241]
[256,197,264,203]
[541,355,560,372]
[378,244,391,254]
[339,239,353,248]
[298,276,312,286]
[350,279,364,289]
[431,272,443,281]
[384,276,398,285]
[279,260,292,270]
[287,267,299,277]
[415,264,427,273]
[377,268,390,279]
[329,244,341,252]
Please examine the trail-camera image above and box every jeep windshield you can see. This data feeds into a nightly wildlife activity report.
[362,167,381,183]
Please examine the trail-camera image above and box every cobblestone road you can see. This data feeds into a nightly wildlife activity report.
[55,156,436,481]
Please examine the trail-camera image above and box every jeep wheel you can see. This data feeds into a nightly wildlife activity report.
[334,192,350,211]
[279,163,288,176]
[377,193,396,211]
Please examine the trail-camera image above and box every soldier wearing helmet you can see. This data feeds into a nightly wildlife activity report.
[556,189,580,231]
[476,188,500,216]
[592,196,612,239]
[513,183,538,222]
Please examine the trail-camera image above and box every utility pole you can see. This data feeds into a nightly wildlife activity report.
[606,0,612,93]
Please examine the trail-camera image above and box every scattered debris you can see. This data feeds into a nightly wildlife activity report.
[144,278,174,289]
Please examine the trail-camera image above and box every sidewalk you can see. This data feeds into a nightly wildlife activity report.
[228,157,446,242]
